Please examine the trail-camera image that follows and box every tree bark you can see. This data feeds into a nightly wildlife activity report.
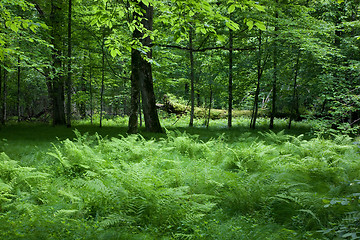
[128,2,162,133]
[139,4,162,133]
[50,0,66,125]
[228,28,233,128]
[128,44,141,133]
[66,0,72,127]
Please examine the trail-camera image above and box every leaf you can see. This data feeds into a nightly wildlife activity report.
[225,20,239,31]
[254,21,266,31]
[246,20,254,30]
[142,0,150,6]
[110,48,117,58]
[30,24,37,33]
[342,233,357,238]
[216,34,226,42]
[228,4,236,14]
[253,4,265,12]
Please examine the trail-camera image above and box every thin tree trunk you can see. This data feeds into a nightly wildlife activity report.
[100,30,105,128]
[250,31,263,129]
[228,28,233,128]
[0,65,2,125]
[270,2,279,129]
[79,71,86,118]
[288,50,301,129]
[139,92,142,127]
[206,85,213,128]
[2,65,7,125]
[269,44,277,129]
[89,55,93,125]
[17,56,21,122]
[189,26,195,127]
[66,0,72,127]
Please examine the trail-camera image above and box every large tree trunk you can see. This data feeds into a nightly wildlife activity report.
[228,28,233,128]
[128,45,141,133]
[66,0,72,127]
[139,4,162,133]
[128,2,162,133]
[50,0,66,125]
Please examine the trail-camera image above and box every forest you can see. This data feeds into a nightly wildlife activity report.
[1,0,360,239]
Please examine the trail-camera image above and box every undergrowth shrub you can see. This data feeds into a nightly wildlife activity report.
[1,129,360,239]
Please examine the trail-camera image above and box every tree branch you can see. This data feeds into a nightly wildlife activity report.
[28,0,46,20]
[154,44,255,52]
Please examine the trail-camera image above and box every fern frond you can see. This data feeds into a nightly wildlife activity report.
[54,209,79,217]
[99,213,133,228]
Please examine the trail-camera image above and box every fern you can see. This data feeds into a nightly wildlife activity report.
[260,130,291,144]
[99,213,134,228]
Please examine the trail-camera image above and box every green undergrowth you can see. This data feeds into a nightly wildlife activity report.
[0,121,359,239]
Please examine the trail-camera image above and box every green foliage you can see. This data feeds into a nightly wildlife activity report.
[1,122,360,239]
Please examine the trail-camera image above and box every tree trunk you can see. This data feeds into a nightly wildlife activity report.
[50,0,66,125]
[2,65,7,125]
[0,65,2,125]
[228,28,233,128]
[269,43,277,129]
[100,30,105,128]
[66,0,72,128]
[128,3,162,133]
[288,50,301,129]
[270,3,278,130]
[89,52,93,125]
[206,85,213,129]
[139,92,142,127]
[17,56,21,122]
[250,31,263,129]
[189,26,195,127]
[128,45,141,133]
[139,4,162,133]
[79,71,86,118]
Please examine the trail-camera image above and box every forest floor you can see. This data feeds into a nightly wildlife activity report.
[0,117,359,239]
